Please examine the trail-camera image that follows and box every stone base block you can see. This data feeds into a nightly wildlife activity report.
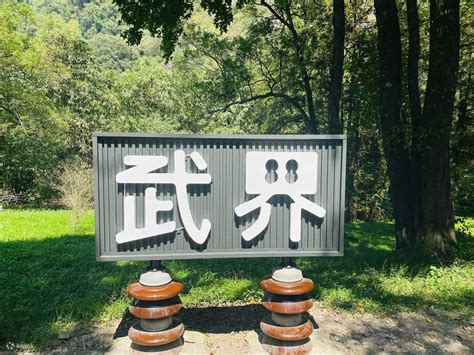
[260,334,313,355]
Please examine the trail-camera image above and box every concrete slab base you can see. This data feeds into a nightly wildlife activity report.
[107,331,213,354]
[107,329,341,354]
[53,302,472,354]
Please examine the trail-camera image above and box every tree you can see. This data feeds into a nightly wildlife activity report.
[416,0,459,252]
[114,0,329,133]
[5,0,466,242]
[374,0,415,248]
[1,2,69,202]
[260,0,319,132]
[374,0,460,253]
[327,0,345,134]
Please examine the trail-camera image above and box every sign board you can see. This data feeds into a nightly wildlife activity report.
[93,133,346,261]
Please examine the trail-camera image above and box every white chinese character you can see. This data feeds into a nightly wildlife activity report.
[234,152,325,242]
[115,150,211,245]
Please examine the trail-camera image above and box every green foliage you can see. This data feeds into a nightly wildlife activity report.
[451,1,474,213]
[343,2,390,220]
[88,33,139,71]
[1,2,71,202]
[114,0,239,60]
[0,1,180,201]
[2,129,63,204]
[1,0,471,217]
[77,0,123,37]
[0,210,472,350]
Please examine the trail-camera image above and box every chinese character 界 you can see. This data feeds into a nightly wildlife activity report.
[234,152,325,242]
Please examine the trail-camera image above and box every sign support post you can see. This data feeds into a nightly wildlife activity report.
[260,258,314,353]
[127,261,185,352]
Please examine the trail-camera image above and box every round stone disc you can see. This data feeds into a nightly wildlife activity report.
[129,303,182,320]
[128,281,184,301]
[262,293,312,314]
[260,278,314,296]
[260,315,313,341]
[139,270,172,287]
[272,267,303,283]
[129,318,184,347]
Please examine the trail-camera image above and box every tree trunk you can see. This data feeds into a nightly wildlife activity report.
[374,0,416,249]
[415,0,459,253]
[406,0,422,128]
[406,0,422,240]
[328,0,345,134]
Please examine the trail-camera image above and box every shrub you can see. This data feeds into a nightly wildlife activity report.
[54,159,93,231]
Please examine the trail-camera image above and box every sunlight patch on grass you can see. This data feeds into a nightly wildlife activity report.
[183,277,257,306]
[50,315,79,337]
[99,293,131,322]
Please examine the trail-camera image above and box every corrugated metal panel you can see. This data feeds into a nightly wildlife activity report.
[93,133,346,261]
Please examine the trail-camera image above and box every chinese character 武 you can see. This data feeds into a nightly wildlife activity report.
[115,150,211,245]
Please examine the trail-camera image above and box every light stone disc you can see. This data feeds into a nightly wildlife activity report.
[139,270,172,287]
[271,267,303,283]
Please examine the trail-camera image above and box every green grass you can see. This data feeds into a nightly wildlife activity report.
[0,210,473,350]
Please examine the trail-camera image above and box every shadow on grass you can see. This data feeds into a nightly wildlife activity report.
[171,221,473,316]
[0,232,146,350]
[0,221,472,350]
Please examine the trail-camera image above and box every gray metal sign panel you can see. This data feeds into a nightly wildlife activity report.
[93,133,346,261]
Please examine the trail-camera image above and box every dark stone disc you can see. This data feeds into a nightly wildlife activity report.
[260,314,313,341]
[128,318,184,347]
[262,293,313,314]
[260,278,314,296]
[128,281,184,301]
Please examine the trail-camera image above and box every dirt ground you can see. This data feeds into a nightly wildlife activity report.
[49,302,473,354]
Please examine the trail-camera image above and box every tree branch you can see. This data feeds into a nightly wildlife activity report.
[260,0,291,29]
[260,0,318,132]
[209,91,310,127]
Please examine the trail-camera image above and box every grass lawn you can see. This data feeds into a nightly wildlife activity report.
[0,210,473,350]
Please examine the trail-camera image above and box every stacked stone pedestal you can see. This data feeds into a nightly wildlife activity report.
[260,266,314,354]
[127,269,185,352]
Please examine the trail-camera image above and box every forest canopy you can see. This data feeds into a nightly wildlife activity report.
[1,0,472,253]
